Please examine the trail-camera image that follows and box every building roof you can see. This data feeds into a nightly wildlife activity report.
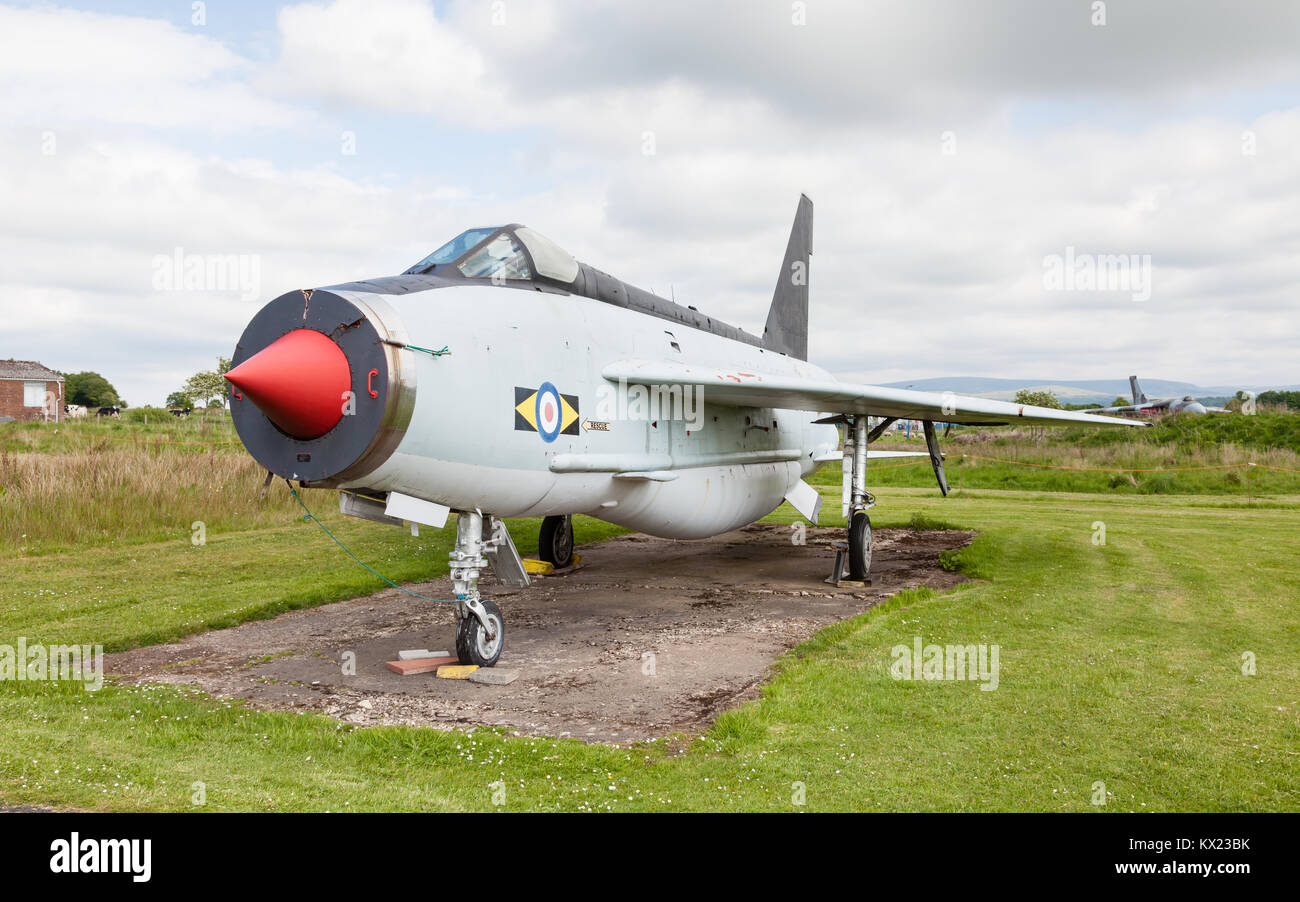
[0,360,64,382]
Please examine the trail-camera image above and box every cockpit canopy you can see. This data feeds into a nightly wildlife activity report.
[406,225,580,284]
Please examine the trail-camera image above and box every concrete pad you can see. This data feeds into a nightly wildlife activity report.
[468,668,520,686]
[398,649,451,660]
[106,524,972,744]
[436,664,479,679]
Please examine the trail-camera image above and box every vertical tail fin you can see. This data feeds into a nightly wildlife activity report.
[1130,375,1148,405]
[762,194,813,360]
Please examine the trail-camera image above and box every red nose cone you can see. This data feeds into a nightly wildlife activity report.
[225,329,351,440]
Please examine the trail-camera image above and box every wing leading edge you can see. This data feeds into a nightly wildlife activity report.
[601,360,1148,428]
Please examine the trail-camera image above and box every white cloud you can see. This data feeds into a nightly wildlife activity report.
[266,0,509,124]
[440,0,1300,126]
[0,5,306,131]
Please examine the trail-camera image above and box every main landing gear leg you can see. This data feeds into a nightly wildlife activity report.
[450,510,503,667]
[538,514,574,569]
[842,416,875,582]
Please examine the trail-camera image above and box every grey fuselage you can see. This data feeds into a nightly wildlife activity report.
[310,260,838,539]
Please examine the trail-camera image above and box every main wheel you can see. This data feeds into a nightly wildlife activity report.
[539,515,574,569]
[848,510,873,581]
[456,600,504,667]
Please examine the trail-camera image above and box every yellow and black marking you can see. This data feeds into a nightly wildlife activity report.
[515,383,580,442]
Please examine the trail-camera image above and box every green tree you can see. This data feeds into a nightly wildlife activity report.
[1257,390,1300,410]
[1112,396,1130,407]
[165,391,194,409]
[183,356,233,408]
[63,371,122,408]
[1014,389,1063,442]
[1013,389,1062,410]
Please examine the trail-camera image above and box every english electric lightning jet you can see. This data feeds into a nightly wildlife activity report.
[1083,375,1225,417]
[225,196,1144,667]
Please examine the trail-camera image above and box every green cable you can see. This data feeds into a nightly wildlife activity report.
[406,344,450,357]
[286,482,456,604]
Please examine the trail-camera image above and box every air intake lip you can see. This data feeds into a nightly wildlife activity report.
[227,289,415,485]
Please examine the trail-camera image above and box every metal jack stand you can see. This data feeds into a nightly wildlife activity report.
[825,540,872,587]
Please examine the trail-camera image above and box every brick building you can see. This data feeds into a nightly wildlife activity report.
[0,360,63,422]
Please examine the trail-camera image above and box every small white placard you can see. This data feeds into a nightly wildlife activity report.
[384,492,450,529]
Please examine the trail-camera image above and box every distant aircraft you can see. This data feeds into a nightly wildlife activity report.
[224,196,1144,666]
[1083,375,1225,417]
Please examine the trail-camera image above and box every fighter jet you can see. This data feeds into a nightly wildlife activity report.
[224,196,1144,667]
[1082,375,1224,417]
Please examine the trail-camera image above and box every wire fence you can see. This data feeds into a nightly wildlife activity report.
[31,430,243,447]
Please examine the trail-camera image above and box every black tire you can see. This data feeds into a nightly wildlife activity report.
[456,600,504,667]
[539,515,574,569]
[848,511,873,580]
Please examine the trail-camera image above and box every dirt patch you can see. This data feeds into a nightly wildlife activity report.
[107,524,973,744]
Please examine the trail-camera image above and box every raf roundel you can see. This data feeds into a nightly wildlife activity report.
[536,382,562,442]
[514,383,580,440]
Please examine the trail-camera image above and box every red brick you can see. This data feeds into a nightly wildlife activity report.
[384,655,460,675]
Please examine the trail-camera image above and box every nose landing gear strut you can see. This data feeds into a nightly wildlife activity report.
[450,511,504,667]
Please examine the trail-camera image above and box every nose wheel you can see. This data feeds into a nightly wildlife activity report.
[456,598,504,667]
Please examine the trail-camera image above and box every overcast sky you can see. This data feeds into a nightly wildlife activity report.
[2,0,1297,405]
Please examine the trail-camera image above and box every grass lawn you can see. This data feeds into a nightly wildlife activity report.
[2,484,1296,811]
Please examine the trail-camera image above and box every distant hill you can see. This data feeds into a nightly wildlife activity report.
[873,376,1300,405]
